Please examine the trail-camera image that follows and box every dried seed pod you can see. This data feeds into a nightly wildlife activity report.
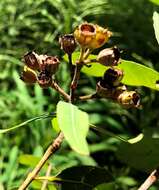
[74,22,112,49]
[59,34,77,55]
[43,56,60,75]
[100,68,124,88]
[117,91,140,108]
[23,51,40,70]
[37,71,52,88]
[97,46,120,66]
[20,66,37,84]
[96,81,126,99]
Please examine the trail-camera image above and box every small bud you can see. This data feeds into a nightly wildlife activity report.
[97,47,120,66]
[59,34,76,55]
[37,71,52,88]
[100,68,124,88]
[20,66,37,84]
[43,56,60,75]
[74,23,112,49]
[117,91,140,108]
[23,51,40,70]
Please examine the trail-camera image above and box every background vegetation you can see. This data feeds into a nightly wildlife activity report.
[1,0,159,189]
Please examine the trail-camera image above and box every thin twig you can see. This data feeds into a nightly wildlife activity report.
[18,132,64,190]
[51,81,70,101]
[79,93,98,101]
[138,169,159,190]
[41,163,52,190]
[70,64,83,102]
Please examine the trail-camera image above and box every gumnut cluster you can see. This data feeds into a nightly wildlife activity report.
[96,68,140,108]
[20,22,140,108]
[20,52,59,88]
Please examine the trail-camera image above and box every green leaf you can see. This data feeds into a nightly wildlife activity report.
[57,101,89,155]
[51,117,60,133]
[153,11,159,45]
[118,60,159,90]
[150,0,159,6]
[19,154,49,169]
[63,52,106,77]
[31,180,57,190]
[58,166,113,190]
[64,52,159,90]
[0,113,53,134]
[93,183,115,190]
[117,134,159,171]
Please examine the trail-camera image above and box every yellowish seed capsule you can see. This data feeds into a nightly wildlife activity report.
[74,22,112,49]
[20,66,37,84]
[117,91,140,108]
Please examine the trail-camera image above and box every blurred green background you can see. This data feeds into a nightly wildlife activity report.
[1,0,159,189]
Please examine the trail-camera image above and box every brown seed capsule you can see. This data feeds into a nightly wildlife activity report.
[100,68,124,88]
[97,47,120,66]
[37,71,52,88]
[42,56,60,74]
[23,51,40,70]
[96,81,126,99]
[20,66,37,84]
[59,34,77,55]
[117,91,140,108]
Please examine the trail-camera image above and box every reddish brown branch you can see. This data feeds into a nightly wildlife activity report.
[51,81,70,101]
[138,169,159,190]
[18,132,64,190]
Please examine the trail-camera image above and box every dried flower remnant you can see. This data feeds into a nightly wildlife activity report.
[74,22,112,49]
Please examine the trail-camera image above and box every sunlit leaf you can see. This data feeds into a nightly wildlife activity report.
[64,52,159,90]
[51,117,60,133]
[153,11,159,45]
[57,101,89,155]
[150,0,159,6]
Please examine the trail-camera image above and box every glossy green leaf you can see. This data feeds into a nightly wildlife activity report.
[153,11,159,45]
[58,166,113,190]
[64,52,159,90]
[117,134,159,171]
[57,101,89,155]
[19,154,49,169]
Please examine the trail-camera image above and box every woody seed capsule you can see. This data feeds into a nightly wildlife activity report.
[100,68,124,88]
[23,51,40,70]
[97,47,120,66]
[20,66,37,84]
[59,34,77,55]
